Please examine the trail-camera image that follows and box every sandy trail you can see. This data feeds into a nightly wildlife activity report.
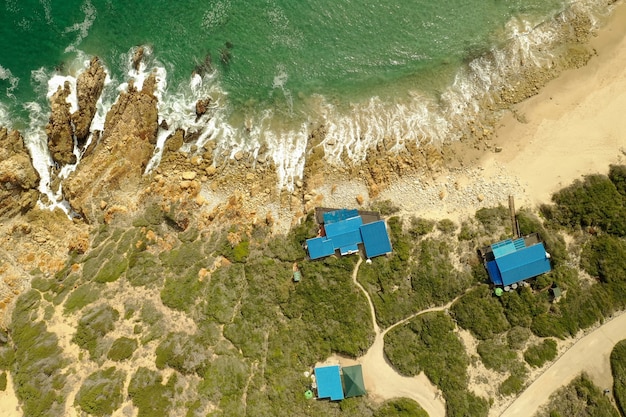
[323,257,447,417]
[501,311,626,417]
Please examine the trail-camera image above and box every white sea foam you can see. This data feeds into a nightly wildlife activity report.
[118,46,157,93]
[47,74,78,114]
[39,0,53,25]
[63,0,96,53]
[0,65,19,99]
[0,102,11,129]
[145,60,226,174]
[202,0,231,29]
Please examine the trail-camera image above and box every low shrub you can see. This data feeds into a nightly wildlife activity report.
[409,217,435,237]
[548,173,626,236]
[107,337,138,361]
[537,373,619,417]
[374,398,429,417]
[451,285,510,340]
[75,367,125,416]
[477,339,518,373]
[524,339,557,367]
[73,304,119,359]
[437,218,457,234]
[128,367,176,417]
[610,339,626,415]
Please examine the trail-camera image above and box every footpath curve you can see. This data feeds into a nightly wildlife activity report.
[341,258,447,417]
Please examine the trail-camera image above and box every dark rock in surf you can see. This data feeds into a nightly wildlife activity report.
[46,81,76,166]
[71,57,106,145]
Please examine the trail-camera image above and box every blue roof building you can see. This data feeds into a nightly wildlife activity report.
[315,365,344,401]
[305,209,392,260]
[483,235,552,287]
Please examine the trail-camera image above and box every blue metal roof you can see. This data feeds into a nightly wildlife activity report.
[325,216,363,238]
[306,210,392,260]
[306,237,336,260]
[360,221,392,258]
[486,260,503,286]
[323,209,359,224]
[492,239,516,258]
[315,365,344,401]
[495,243,551,286]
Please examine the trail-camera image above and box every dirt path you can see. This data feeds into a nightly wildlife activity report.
[500,311,626,417]
[324,258,446,417]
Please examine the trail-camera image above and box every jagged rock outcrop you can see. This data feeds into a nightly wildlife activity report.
[72,57,106,144]
[0,128,40,217]
[46,82,76,166]
[64,74,160,221]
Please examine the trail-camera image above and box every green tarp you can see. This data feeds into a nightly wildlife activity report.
[342,365,366,398]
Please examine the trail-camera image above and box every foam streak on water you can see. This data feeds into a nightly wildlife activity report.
[0,65,19,99]
[63,0,96,54]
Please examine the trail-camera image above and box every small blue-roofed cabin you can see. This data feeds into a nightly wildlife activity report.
[483,235,551,287]
[315,365,344,401]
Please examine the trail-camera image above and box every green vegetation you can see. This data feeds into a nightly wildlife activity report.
[436,218,457,234]
[385,312,489,417]
[10,290,67,417]
[75,367,125,416]
[73,304,120,359]
[451,285,510,340]
[544,172,626,235]
[107,337,138,361]
[128,367,176,417]
[358,225,473,327]
[0,371,7,391]
[475,206,509,234]
[7,165,626,416]
[373,398,429,417]
[409,217,435,237]
[537,373,619,417]
[523,339,557,367]
[64,282,102,314]
[610,339,626,416]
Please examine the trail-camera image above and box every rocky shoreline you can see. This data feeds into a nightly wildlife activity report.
[0,4,617,327]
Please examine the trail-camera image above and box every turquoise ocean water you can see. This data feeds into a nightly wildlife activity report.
[0,0,613,191]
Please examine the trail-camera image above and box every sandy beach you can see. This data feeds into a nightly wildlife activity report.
[482,0,626,209]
